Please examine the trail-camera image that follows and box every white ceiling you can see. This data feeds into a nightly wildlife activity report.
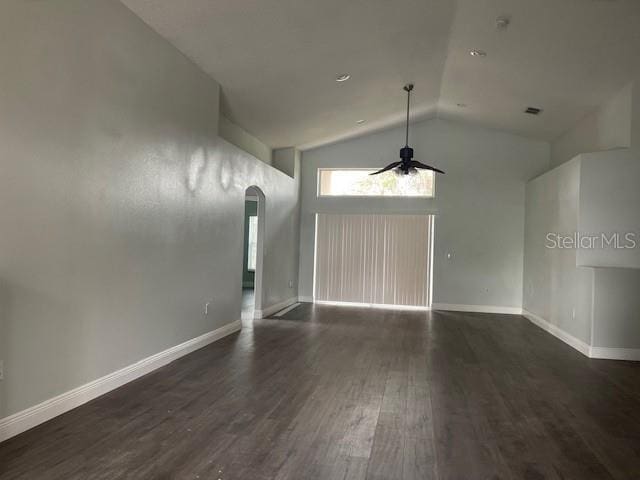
[121,0,640,150]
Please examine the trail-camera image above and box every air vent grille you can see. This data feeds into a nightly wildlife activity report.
[525,107,543,115]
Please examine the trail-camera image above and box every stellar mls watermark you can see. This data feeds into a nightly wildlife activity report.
[545,232,638,250]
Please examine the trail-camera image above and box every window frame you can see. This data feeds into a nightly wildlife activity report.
[316,167,435,198]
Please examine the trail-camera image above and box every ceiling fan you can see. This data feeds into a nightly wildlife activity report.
[370,84,445,176]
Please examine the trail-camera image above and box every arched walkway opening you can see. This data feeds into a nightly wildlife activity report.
[241,186,265,321]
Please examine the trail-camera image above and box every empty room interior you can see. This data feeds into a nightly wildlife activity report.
[2,1,640,478]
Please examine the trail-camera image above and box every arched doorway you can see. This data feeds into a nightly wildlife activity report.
[241,186,265,320]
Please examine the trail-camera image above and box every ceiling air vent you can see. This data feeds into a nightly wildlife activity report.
[525,107,543,115]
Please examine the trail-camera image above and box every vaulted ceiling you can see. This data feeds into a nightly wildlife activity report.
[122,0,640,150]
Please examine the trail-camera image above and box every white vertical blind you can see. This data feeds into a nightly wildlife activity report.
[314,214,432,307]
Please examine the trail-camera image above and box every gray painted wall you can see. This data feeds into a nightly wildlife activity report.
[273,148,300,179]
[550,83,632,168]
[0,0,299,418]
[299,119,550,308]
[633,80,640,151]
[219,115,273,165]
[577,150,640,269]
[523,159,594,343]
[592,268,640,349]
[523,151,640,350]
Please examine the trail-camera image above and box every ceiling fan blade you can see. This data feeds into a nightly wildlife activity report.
[370,161,401,175]
[410,160,445,174]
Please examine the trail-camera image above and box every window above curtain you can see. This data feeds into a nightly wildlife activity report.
[317,168,434,197]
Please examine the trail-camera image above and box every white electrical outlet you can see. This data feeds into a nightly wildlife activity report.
[205,301,212,315]
[572,307,576,320]
[289,280,294,288]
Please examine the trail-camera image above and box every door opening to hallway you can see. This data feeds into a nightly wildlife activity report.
[241,186,265,320]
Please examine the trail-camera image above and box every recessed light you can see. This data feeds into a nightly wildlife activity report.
[496,16,510,30]
[335,73,351,82]
[469,49,487,57]
[356,119,366,124]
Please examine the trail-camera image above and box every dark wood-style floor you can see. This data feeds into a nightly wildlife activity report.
[2,304,640,479]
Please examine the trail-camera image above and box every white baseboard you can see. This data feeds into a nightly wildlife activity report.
[298,296,314,303]
[432,303,522,315]
[522,309,591,357]
[588,347,640,361]
[0,320,242,443]
[254,297,298,319]
[274,302,301,317]
[524,309,640,361]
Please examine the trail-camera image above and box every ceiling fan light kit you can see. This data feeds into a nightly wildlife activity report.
[370,84,445,177]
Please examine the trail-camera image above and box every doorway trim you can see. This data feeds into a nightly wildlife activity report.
[245,186,266,318]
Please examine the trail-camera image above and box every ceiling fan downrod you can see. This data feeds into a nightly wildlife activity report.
[369,84,445,177]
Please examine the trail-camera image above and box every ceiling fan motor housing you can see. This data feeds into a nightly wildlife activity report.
[400,146,413,160]
[397,147,414,174]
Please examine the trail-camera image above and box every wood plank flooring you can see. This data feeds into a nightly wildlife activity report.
[2,304,640,479]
